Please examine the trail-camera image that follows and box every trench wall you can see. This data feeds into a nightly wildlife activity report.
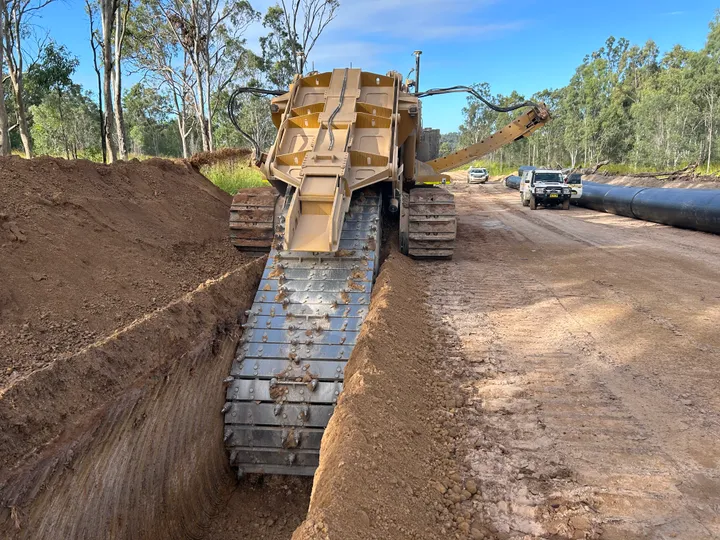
[0,258,265,539]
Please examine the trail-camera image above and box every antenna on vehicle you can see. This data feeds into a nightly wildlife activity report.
[413,50,422,95]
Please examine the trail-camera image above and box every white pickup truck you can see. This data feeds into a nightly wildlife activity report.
[565,172,583,199]
[520,169,572,210]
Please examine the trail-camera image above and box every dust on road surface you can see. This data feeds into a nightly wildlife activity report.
[425,178,720,539]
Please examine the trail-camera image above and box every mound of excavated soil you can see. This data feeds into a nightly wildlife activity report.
[0,156,247,390]
[293,253,468,540]
[188,148,253,168]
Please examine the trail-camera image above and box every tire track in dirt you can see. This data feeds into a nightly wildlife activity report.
[421,182,720,539]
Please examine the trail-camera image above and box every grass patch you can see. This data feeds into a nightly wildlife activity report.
[201,161,269,194]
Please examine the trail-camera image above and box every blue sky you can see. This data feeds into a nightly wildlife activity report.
[39,0,719,133]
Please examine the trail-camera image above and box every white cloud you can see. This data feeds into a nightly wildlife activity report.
[306,40,399,70]
[241,0,521,74]
[415,21,525,40]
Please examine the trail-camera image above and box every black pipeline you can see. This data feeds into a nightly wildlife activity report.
[504,175,521,190]
[575,181,720,235]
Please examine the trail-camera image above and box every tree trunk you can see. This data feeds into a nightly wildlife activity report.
[8,70,31,157]
[57,89,70,159]
[0,0,9,156]
[176,115,189,159]
[189,56,209,152]
[101,0,118,162]
[197,75,209,152]
[4,9,30,157]
[94,58,106,163]
[707,94,714,175]
[113,5,127,160]
[205,67,213,151]
[87,0,106,163]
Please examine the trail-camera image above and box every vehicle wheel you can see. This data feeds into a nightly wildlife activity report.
[562,199,570,210]
[530,195,537,210]
[522,194,529,207]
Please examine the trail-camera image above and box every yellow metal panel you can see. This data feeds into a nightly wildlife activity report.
[301,201,333,215]
[265,69,400,252]
[289,214,331,251]
[355,102,392,118]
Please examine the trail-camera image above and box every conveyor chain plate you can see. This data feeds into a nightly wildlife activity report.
[224,191,382,476]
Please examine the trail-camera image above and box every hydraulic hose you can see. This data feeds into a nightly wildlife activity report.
[227,87,285,164]
[416,85,539,113]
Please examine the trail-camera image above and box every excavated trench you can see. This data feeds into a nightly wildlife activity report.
[1,247,457,540]
[1,156,462,540]
[0,258,312,539]
[0,156,316,539]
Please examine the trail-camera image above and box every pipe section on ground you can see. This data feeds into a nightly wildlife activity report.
[505,175,521,190]
[574,181,720,235]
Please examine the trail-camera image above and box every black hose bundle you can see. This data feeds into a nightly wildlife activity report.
[416,85,539,113]
[227,86,285,164]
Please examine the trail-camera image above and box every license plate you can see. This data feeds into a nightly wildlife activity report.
[549,193,558,198]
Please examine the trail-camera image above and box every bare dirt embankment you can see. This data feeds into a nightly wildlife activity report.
[292,253,491,540]
[0,260,265,539]
[0,156,281,539]
[0,156,248,389]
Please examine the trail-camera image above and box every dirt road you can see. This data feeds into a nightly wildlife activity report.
[423,180,720,539]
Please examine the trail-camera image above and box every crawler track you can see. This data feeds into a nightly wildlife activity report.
[224,192,382,476]
[401,187,457,258]
[229,187,281,253]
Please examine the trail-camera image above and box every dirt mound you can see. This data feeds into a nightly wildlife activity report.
[293,253,467,540]
[188,148,253,169]
[0,156,247,390]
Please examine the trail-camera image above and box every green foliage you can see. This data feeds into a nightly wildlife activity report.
[30,85,101,159]
[25,42,79,108]
[259,5,297,88]
[123,83,182,157]
[457,12,720,175]
[201,161,268,194]
[440,132,460,156]
[213,73,277,152]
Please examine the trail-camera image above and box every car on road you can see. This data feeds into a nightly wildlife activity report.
[565,172,583,199]
[467,167,489,184]
[520,169,572,210]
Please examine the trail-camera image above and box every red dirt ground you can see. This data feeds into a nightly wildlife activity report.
[0,156,248,391]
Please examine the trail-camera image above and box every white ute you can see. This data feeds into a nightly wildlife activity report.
[467,167,489,184]
[520,169,572,210]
